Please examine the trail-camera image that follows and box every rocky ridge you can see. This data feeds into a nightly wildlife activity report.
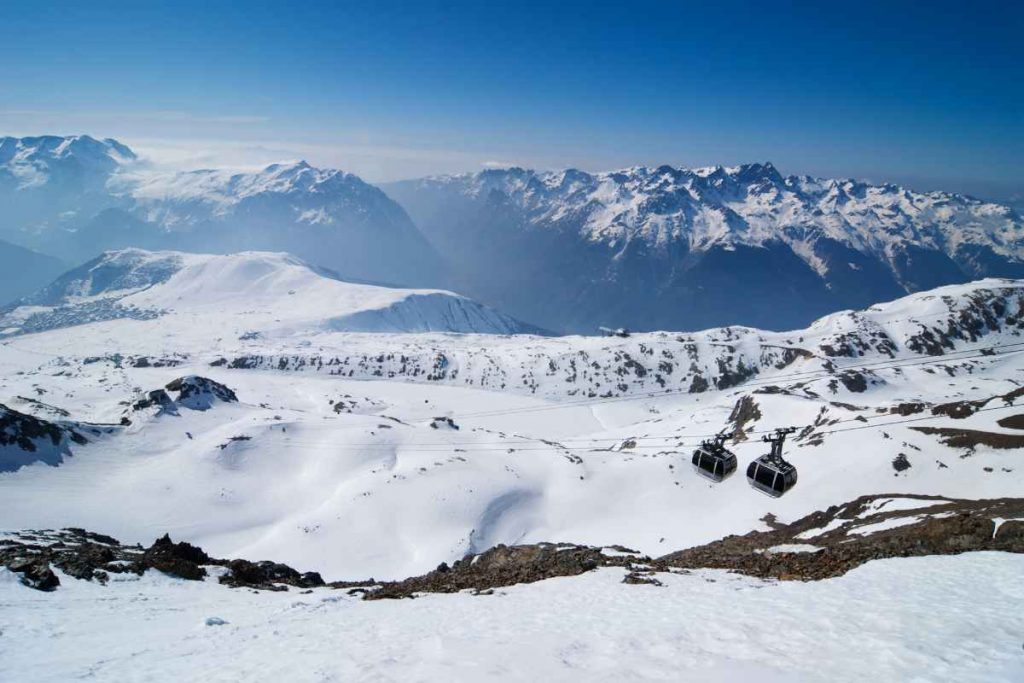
[4,494,1021,596]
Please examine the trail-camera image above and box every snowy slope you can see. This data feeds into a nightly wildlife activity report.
[385,164,1024,332]
[2,553,1022,682]
[0,249,533,339]
[0,274,1021,580]
[0,403,97,472]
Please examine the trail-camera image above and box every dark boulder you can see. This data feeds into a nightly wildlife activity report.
[141,534,209,581]
[130,389,175,413]
[220,559,324,590]
[7,557,60,591]
[53,543,115,581]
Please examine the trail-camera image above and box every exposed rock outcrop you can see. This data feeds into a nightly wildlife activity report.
[657,494,1024,581]
[4,494,1022,596]
[0,403,89,472]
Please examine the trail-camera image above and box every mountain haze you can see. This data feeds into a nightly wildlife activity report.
[0,238,66,305]
[385,164,1024,333]
[5,135,1024,335]
[0,136,445,288]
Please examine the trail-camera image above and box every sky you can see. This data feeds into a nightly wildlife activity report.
[1,0,1022,201]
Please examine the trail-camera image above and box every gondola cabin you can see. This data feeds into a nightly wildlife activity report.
[746,426,798,497]
[745,456,797,497]
[691,434,737,483]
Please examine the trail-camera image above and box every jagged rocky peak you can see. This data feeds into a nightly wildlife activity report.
[134,158,376,205]
[0,134,136,163]
[384,161,1024,333]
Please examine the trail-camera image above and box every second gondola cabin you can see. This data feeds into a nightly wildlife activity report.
[746,455,798,497]
[746,427,799,497]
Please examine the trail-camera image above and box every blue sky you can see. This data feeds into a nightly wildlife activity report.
[1,0,1021,199]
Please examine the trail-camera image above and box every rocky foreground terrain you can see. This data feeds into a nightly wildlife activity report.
[4,493,1021,598]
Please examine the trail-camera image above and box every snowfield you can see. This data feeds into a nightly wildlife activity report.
[0,249,1022,680]
[0,249,534,338]
[0,256,1022,580]
[1,553,1022,682]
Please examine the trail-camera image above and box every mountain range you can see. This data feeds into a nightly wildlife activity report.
[385,164,1024,332]
[0,135,445,294]
[3,134,1023,333]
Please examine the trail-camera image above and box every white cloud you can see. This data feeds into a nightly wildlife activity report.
[482,160,518,169]
[119,136,514,183]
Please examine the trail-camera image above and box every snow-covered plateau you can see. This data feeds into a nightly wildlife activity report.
[1,247,1022,680]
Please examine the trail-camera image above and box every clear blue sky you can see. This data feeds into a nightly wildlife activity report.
[1,0,1021,200]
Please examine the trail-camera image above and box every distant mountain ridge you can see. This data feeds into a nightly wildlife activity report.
[0,248,536,338]
[0,135,445,288]
[384,164,1024,333]
[5,135,1023,334]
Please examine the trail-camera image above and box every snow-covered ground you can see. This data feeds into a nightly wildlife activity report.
[0,249,533,338]
[1,266,1023,579]
[1,252,1022,681]
[2,553,1022,682]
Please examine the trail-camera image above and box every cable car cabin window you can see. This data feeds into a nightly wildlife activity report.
[773,474,786,494]
[754,465,776,488]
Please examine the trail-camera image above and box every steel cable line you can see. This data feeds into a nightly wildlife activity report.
[262,403,1023,453]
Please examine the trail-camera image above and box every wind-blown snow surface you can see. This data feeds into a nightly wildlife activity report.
[385,164,1024,332]
[1,554,1022,682]
[0,249,533,338]
[0,273,1022,580]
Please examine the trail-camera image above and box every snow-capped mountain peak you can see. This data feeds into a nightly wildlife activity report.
[385,163,1024,333]
[126,160,361,205]
[0,134,135,190]
[0,135,447,289]
[398,162,1022,256]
